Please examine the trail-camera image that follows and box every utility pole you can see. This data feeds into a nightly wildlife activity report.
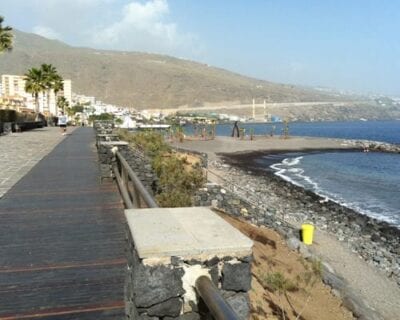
[252,98,255,119]
[263,99,266,120]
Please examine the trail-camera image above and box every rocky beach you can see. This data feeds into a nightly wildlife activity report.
[213,151,400,285]
[173,135,400,319]
[201,151,400,319]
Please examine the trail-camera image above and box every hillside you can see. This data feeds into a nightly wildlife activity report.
[0,30,345,109]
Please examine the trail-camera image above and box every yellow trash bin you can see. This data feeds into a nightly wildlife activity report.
[301,224,314,245]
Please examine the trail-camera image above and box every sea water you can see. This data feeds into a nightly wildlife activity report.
[241,120,400,227]
[186,120,400,227]
[196,120,400,144]
[264,151,400,227]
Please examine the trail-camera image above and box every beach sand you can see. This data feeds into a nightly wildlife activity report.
[171,135,358,160]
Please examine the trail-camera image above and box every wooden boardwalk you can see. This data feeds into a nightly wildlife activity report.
[0,128,126,319]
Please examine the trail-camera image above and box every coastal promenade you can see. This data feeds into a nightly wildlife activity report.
[0,128,126,319]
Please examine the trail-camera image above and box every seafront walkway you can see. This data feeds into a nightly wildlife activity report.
[0,128,126,319]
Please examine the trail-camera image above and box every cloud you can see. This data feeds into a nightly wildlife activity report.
[91,0,198,55]
[32,26,61,40]
[0,0,203,58]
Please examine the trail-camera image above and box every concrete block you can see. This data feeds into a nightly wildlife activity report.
[125,207,253,259]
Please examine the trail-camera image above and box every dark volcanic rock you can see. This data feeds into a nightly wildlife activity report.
[222,262,251,292]
[133,264,184,307]
[147,297,182,317]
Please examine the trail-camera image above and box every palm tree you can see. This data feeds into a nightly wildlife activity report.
[53,76,64,98]
[24,68,45,113]
[41,64,60,115]
[57,96,69,113]
[0,16,13,53]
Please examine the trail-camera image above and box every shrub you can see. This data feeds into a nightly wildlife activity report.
[118,130,206,207]
[153,153,205,207]
[118,130,171,157]
[263,272,298,294]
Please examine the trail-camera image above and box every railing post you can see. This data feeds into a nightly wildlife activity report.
[133,185,141,208]
[121,165,128,191]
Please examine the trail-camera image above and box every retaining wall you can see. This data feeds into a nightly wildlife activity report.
[125,226,252,320]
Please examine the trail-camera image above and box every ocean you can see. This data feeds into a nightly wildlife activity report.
[189,120,400,227]
[198,120,400,144]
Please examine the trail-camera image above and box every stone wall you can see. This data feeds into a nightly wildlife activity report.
[118,146,158,195]
[94,120,114,133]
[94,126,157,193]
[125,226,251,320]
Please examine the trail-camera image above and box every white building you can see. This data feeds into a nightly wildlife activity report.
[73,94,96,105]
[62,80,72,107]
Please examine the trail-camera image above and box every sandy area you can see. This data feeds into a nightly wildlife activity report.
[171,136,357,160]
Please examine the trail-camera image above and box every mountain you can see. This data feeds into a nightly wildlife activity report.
[0,30,346,109]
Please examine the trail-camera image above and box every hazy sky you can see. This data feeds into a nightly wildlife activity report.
[1,0,399,95]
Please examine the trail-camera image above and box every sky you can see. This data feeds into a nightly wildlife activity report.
[1,0,399,95]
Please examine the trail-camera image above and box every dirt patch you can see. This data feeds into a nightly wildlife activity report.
[219,212,354,320]
[176,152,201,167]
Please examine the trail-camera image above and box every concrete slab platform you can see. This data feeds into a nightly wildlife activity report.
[125,207,253,259]
[98,141,128,146]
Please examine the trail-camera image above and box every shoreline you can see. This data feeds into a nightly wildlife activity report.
[215,150,400,284]
[172,135,400,317]
[217,149,400,226]
[204,154,400,319]
[171,136,400,285]
[218,147,361,171]
[219,148,400,230]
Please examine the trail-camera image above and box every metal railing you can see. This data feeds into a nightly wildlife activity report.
[111,148,239,320]
[195,276,239,320]
[112,150,158,209]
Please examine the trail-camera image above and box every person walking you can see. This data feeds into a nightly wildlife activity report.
[58,111,68,135]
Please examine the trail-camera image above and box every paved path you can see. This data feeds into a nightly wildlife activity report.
[0,128,126,319]
[0,128,71,198]
[313,230,400,320]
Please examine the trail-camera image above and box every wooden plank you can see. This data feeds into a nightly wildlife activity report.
[0,128,126,319]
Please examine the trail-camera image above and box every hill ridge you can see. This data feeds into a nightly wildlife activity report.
[0,29,344,109]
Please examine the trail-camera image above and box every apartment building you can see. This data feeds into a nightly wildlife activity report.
[1,74,72,115]
[62,79,72,106]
